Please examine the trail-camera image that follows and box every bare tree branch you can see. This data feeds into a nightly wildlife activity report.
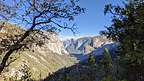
[0,0,84,73]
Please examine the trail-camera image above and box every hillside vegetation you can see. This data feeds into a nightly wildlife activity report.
[0,23,76,80]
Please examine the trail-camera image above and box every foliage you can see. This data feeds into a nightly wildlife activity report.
[43,48,115,81]
[18,63,32,81]
[101,0,144,81]
[44,64,97,81]
[101,75,113,81]
[98,48,114,81]
[2,63,33,81]
[100,48,112,68]
[87,54,96,67]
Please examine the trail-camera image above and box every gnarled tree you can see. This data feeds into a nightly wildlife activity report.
[0,0,84,73]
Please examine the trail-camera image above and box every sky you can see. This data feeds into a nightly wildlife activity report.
[59,0,124,40]
[1,0,124,40]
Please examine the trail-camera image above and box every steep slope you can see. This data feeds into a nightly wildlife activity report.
[0,23,76,80]
[5,47,75,80]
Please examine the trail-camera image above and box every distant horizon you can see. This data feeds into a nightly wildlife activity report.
[59,34,107,41]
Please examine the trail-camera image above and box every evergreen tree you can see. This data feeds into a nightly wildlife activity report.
[102,0,144,81]
[100,48,113,77]
[87,54,96,67]
[101,75,113,81]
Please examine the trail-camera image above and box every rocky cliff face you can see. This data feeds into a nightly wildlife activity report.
[63,36,117,61]
[63,36,113,55]
[0,23,75,80]
[43,33,68,55]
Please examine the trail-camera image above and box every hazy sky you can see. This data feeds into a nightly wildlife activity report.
[59,0,124,39]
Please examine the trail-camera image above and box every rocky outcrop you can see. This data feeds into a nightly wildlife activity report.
[43,32,68,55]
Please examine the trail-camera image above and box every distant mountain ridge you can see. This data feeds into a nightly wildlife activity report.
[63,36,117,61]
[63,36,113,54]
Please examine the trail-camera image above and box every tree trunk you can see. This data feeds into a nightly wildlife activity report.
[0,25,35,73]
[0,49,14,73]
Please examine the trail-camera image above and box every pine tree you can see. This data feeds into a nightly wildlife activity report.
[87,54,96,67]
[101,48,112,74]
[99,48,113,81]
[101,75,113,81]
[102,0,144,80]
